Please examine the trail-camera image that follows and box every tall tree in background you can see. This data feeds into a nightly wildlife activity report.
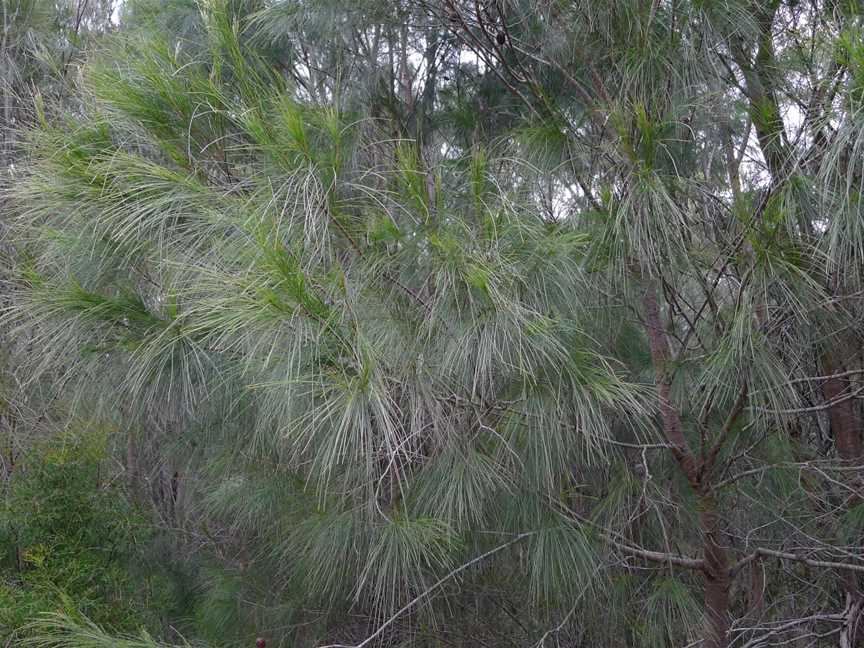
[4,1,864,648]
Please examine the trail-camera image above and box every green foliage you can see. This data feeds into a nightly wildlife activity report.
[22,611,193,648]
[0,428,168,643]
[524,517,597,607]
[4,9,646,641]
[640,578,701,648]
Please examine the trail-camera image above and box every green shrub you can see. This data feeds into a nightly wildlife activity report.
[0,427,164,642]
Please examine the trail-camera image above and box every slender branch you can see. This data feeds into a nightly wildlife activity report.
[555,500,704,570]
[716,460,864,491]
[640,278,700,488]
[612,537,705,570]
[605,438,672,450]
[318,533,534,648]
[772,369,864,388]
[738,611,848,648]
[751,385,864,415]
[731,548,864,578]
[702,382,749,481]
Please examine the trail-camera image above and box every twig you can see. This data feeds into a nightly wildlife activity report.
[318,532,534,648]
[731,547,864,578]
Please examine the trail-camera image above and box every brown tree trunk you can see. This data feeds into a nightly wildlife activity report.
[821,354,863,465]
[701,499,731,648]
[822,352,864,646]
[640,282,700,485]
[641,280,732,648]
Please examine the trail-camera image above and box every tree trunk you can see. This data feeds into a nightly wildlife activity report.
[822,354,863,465]
[641,280,731,648]
[701,499,731,648]
[822,352,864,646]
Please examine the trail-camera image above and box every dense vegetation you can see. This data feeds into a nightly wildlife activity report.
[3,1,864,647]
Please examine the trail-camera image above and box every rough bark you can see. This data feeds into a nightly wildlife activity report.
[822,354,864,465]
